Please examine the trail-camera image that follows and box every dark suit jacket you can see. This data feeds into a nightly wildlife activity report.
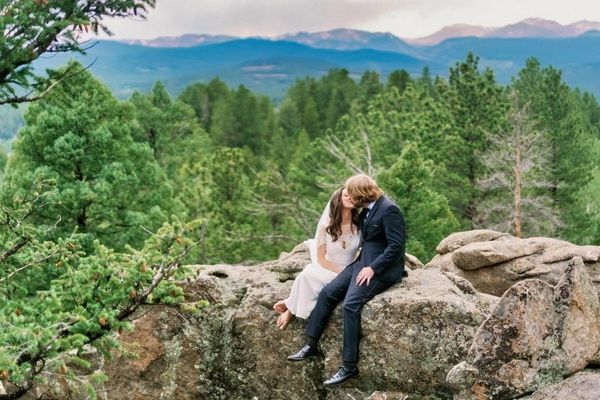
[357,196,406,283]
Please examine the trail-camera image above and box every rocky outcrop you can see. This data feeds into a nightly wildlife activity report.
[427,231,600,297]
[519,369,600,400]
[452,239,544,270]
[436,230,511,255]
[446,257,600,400]
[97,246,493,400]
[16,231,600,400]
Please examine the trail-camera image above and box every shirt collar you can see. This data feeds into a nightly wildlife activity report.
[366,200,376,210]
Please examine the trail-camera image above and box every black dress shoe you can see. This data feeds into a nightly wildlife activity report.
[287,345,320,362]
[323,366,359,386]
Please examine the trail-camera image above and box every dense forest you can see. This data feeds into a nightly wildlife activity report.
[2,56,600,265]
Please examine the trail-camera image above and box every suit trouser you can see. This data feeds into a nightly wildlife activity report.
[305,263,395,364]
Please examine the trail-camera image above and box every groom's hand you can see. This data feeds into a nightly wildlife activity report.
[356,266,375,286]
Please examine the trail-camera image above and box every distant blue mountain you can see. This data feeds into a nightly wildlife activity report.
[33,38,426,101]
[425,35,600,66]
[422,35,600,96]
[31,34,600,101]
[278,28,423,58]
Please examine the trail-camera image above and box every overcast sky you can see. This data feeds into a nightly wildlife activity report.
[98,0,600,40]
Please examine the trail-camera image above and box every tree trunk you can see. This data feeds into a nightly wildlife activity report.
[514,126,522,238]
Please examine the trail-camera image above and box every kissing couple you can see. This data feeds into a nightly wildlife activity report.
[273,173,407,386]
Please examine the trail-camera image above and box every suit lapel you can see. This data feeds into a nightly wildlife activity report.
[361,196,384,238]
[358,208,368,231]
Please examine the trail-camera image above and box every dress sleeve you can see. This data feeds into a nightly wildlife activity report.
[316,223,328,247]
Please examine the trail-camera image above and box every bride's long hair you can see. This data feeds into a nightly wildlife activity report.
[326,187,360,242]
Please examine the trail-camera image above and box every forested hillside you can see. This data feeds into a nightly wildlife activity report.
[3,55,598,265]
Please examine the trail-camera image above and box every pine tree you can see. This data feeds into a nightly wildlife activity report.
[325,87,351,131]
[387,69,411,93]
[129,82,212,182]
[356,70,383,112]
[209,85,274,153]
[317,69,358,131]
[378,143,459,261]
[0,183,202,399]
[442,53,509,225]
[2,62,173,250]
[302,96,321,138]
[178,78,230,131]
[280,81,307,138]
[512,58,598,242]
[176,147,272,263]
[417,66,436,96]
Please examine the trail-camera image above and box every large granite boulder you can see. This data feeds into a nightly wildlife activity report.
[451,239,545,270]
[436,230,511,255]
[519,369,600,400]
[427,231,600,298]
[97,250,494,400]
[446,257,600,400]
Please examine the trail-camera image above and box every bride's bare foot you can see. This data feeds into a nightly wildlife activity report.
[273,300,288,314]
[277,310,293,330]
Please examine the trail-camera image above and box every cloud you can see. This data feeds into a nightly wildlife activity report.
[102,0,420,38]
[98,0,600,40]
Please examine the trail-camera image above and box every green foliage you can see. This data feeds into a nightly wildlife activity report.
[2,62,174,250]
[378,143,459,261]
[277,97,302,138]
[513,58,599,242]
[387,69,412,93]
[416,66,437,97]
[279,69,359,141]
[209,85,276,153]
[440,53,509,224]
[129,81,212,182]
[177,78,231,131]
[356,70,384,112]
[0,0,156,105]
[0,145,6,181]
[0,176,204,396]
[2,49,600,398]
[176,147,279,263]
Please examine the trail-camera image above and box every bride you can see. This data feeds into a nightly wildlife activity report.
[273,187,361,329]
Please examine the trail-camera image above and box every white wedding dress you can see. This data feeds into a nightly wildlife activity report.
[285,227,361,319]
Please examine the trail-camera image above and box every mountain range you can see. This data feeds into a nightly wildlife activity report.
[406,18,600,45]
[29,18,600,102]
[115,18,600,49]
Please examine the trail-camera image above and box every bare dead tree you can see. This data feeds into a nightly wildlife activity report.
[476,91,561,237]
[322,114,376,178]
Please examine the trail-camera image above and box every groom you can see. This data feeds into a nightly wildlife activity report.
[287,174,407,386]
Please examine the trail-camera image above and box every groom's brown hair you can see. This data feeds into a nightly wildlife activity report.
[345,174,383,204]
